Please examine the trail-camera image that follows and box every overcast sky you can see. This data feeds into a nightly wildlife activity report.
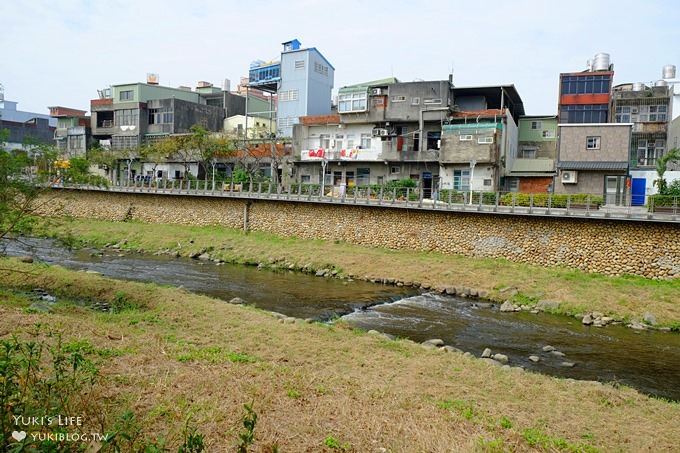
[2,0,679,117]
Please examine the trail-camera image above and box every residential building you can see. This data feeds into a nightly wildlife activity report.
[90,78,224,182]
[440,85,524,193]
[509,115,558,193]
[558,53,614,124]
[248,39,334,138]
[49,106,90,159]
[0,87,56,151]
[611,79,672,205]
[555,123,631,204]
[294,77,454,196]
[661,64,680,187]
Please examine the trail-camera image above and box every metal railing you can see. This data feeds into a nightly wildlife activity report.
[52,180,680,223]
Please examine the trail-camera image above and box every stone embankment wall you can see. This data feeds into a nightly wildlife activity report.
[42,190,680,279]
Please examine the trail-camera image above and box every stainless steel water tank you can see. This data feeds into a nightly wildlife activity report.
[663,64,676,79]
[593,53,611,71]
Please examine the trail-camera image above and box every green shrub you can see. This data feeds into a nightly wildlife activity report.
[499,193,604,208]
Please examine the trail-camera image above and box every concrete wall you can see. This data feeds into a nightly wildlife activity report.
[39,190,679,280]
[558,124,631,162]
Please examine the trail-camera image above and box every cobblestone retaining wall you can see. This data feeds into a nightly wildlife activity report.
[42,190,680,279]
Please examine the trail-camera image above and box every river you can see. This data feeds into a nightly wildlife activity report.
[3,237,680,401]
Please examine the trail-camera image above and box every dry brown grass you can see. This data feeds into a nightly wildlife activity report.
[1,260,679,452]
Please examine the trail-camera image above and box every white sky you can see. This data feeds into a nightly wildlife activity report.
[2,0,679,117]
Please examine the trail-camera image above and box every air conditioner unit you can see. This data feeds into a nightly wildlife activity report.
[371,88,382,95]
[372,128,388,137]
[379,128,389,136]
[631,107,639,114]
[561,170,578,184]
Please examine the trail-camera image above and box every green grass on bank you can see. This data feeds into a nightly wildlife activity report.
[32,217,680,327]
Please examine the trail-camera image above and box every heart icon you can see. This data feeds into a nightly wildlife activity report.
[12,430,27,441]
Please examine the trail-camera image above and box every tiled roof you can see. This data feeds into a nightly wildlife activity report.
[556,161,628,170]
[299,114,341,125]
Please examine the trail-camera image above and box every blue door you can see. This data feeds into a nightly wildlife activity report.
[631,178,646,206]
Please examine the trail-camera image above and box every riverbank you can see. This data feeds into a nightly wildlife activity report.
[1,258,679,451]
[35,218,680,328]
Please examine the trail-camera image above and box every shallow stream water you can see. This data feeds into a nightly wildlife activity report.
[3,237,679,401]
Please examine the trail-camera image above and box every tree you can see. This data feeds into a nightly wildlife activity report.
[654,147,680,195]
[0,134,45,242]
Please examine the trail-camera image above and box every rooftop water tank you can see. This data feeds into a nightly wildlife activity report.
[654,80,667,87]
[663,64,676,79]
[632,82,646,91]
[593,53,611,71]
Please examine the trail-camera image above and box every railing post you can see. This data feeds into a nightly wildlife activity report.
[529,193,534,213]
[378,186,383,205]
[448,189,452,209]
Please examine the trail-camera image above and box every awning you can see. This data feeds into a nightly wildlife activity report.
[556,161,628,171]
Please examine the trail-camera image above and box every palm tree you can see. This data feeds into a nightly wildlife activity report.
[654,147,680,194]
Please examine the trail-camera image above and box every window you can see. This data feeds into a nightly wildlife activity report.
[423,98,441,104]
[360,133,371,149]
[391,166,400,174]
[334,134,343,151]
[114,109,139,126]
[478,136,494,144]
[338,92,367,113]
[68,135,84,151]
[531,121,542,129]
[483,179,492,186]
[371,97,385,107]
[586,136,601,150]
[112,135,139,150]
[453,169,470,191]
[301,175,311,184]
[279,89,299,101]
[294,60,305,69]
[637,139,664,166]
[314,61,328,76]
[278,117,297,128]
[561,74,611,95]
[119,90,134,101]
[459,135,473,141]
[411,97,420,105]
[149,107,173,124]
[521,148,537,159]
[427,131,441,150]
[319,134,330,149]
[357,168,370,186]
[542,130,554,138]
[561,104,608,123]
[391,96,406,102]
